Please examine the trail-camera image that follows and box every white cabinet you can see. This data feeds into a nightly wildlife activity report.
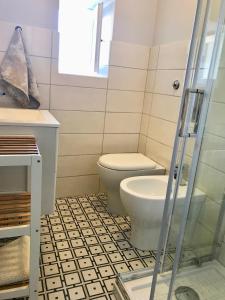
[0,108,60,214]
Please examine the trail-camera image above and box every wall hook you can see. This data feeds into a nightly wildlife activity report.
[15,26,22,31]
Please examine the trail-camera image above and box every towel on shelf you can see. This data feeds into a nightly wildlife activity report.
[0,236,30,286]
[0,27,40,109]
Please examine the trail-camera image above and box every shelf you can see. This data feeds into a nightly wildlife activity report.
[0,135,42,299]
[0,135,39,155]
[0,192,31,238]
[0,236,30,299]
[0,192,31,227]
[0,282,29,300]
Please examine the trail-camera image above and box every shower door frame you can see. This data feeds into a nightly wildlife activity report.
[150,0,225,299]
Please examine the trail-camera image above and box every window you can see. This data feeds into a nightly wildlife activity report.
[58,0,115,77]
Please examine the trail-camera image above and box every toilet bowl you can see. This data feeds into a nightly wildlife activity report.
[97,153,165,215]
[120,175,205,250]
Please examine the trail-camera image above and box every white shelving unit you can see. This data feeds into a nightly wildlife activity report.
[0,136,42,300]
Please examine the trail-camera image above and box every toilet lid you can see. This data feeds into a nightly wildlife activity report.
[98,153,157,171]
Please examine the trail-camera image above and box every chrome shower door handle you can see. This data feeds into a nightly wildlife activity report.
[179,89,190,137]
[192,89,204,134]
[179,88,205,137]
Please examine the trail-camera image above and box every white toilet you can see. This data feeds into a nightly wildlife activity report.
[97,153,165,215]
[120,175,205,251]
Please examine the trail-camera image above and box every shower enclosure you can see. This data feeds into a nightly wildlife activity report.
[150,0,225,298]
[114,0,225,299]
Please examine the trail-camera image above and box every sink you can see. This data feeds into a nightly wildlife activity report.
[0,108,60,214]
[0,108,59,126]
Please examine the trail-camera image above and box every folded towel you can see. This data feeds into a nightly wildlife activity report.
[0,236,30,286]
[0,27,40,109]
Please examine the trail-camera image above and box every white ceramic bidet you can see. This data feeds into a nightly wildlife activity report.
[120,175,205,250]
[120,175,168,250]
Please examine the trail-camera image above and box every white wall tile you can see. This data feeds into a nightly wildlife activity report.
[147,116,176,147]
[51,111,105,133]
[104,113,141,133]
[30,26,52,57]
[146,138,172,169]
[191,223,214,248]
[56,175,99,197]
[57,155,99,177]
[38,84,50,109]
[145,71,156,93]
[153,0,196,45]
[50,86,107,111]
[0,21,51,57]
[200,133,225,173]
[51,59,108,88]
[142,93,152,114]
[206,102,225,138]
[59,134,103,155]
[0,21,14,52]
[196,162,225,205]
[109,41,149,69]
[138,134,147,154]
[157,40,189,70]
[140,114,149,135]
[106,90,144,113]
[154,69,185,96]
[148,46,159,70]
[30,56,51,84]
[198,198,221,233]
[212,68,225,102]
[52,30,59,59]
[108,66,147,91]
[103,134,139,153]
[151,94,180,122]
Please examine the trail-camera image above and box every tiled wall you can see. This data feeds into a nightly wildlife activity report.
[138,40,189,169]
[0,20,149,197]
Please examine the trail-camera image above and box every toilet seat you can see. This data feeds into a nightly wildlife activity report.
[98,153,156,171]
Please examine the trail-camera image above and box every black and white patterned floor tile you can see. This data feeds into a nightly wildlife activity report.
[38,194,161,300]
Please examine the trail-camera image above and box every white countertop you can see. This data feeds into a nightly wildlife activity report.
[0,108,60,127]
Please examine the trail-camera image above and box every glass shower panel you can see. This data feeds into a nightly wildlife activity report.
[158,0,224,270]
[150,0,225,299]
[170,7,225,300]
[174,0,225,266]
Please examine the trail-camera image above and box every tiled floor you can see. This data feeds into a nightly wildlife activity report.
[39,194,157,300]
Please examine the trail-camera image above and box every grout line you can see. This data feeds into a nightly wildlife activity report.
[50,83,146,92]
[50,83,107,90]
[109,64,148,71]
[57,174,99,179]
[147,114,178,125]
[59,132,140,135]
[137,48,152,154]
[58,154,100,157]
[51,109,142,114]
[48,31,54,110]
[150,67,186,71]
[139,46,160,155]
[145,136,173,150]
[98,65,110,193]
